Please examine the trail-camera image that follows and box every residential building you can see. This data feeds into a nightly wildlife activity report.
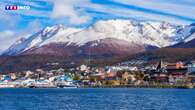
[187,61,195,73]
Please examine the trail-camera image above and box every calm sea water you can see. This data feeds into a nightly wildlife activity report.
[0,88,195,110]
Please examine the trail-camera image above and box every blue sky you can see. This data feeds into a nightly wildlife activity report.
[0,0,195,52]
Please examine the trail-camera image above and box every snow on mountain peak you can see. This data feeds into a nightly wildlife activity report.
[89,19,183,47]
[181,24,195,43]
[2,24,82,55]
[3,19,193,56]
[170,25,195,48]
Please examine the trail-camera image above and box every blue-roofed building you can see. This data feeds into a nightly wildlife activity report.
[55,73,77,88]
[2,75,12,82]
[55,74,73,82]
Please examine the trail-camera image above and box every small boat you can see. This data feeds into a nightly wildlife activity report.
[63,86,77,88]
[56,81,78,88]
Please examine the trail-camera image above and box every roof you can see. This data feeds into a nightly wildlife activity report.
[167,68,187,73]
[189,72,195,75]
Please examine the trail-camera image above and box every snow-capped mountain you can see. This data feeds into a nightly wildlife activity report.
[2,19,194,57]
[169,23,195,48]
[3,24,82,55]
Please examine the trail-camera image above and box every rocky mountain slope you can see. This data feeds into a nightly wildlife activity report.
[1,19,195,72]
[2,19,185,57]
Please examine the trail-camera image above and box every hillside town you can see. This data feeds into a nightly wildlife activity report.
[0,60,195,88]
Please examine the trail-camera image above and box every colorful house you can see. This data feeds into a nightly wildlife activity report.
[150,60,187,83]
[187,72,195,84]
[187,61,195,74]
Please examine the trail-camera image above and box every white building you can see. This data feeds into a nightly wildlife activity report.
[80,64,88,71]
[187,61,195,73]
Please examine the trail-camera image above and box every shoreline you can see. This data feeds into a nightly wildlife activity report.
[0,84,194,89]
[81,84,194,89]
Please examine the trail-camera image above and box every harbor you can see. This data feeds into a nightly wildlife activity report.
[0,60,195,89]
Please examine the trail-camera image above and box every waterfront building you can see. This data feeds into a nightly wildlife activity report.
[0,75,3,81]
[0,81,15,88]
[104,72,117,80]
[56,68,65,74]
[116,71,129,81]
[80,64,88,71]
[166,61,184,69]
[152,72,169,83]
[150,60,187,83]
[106,66,137,71]
[24,71,34,78]
[166,62,187,84]
[54,74,76,87]
[2,75,12,82]
[90,72,105,81]
[34,79,53,88]
[10,73,17,80]
[187,72,195,84]
[156,60,166,72]
[149,60,168,83]
[187,61,195,73]
[22,79,36,87]
[129,74,136,83]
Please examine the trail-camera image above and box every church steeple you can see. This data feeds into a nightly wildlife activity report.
[156,60,166,72]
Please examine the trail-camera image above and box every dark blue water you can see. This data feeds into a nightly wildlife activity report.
[0,88,195,110]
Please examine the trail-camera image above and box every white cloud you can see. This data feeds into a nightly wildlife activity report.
[23,20,43,34]
[0,20,43,53]
[0,31,17,53]
[51,0,91,24]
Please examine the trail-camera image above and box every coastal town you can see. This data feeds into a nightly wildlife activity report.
[0,60,195,88]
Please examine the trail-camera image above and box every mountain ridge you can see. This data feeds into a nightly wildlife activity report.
[2,19,187,56]
[1,19,195,72]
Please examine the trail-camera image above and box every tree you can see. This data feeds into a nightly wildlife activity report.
[134,71,145,81]
[73,74,81,81]
[89,77,96,82]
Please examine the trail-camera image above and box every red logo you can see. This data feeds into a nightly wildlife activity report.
[5,5,18,10]
[13,5,17,10]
